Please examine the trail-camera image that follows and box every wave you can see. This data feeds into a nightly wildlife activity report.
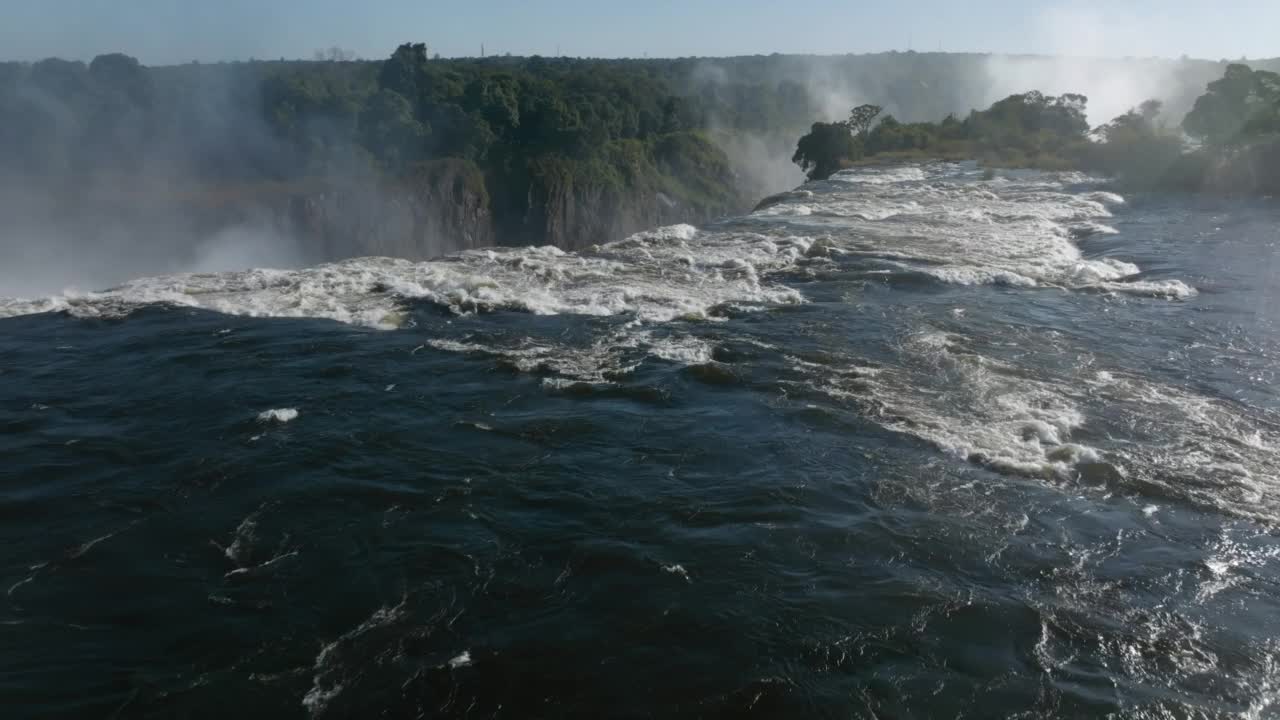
[0,224,809,329]
[789,329,1114,481]
[788,322,1280,523]
[1,163,1194,335]
[758,162,1195,297]
[0,162,1204,417]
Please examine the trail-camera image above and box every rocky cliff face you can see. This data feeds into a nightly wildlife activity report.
[501,175,741,252]
[12,155,742,275]
[285,170,741,257]
[282,159,494,261]
[2,156,745,297]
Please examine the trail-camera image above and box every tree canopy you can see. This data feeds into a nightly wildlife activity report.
[846,104,883,136]
[1182,64,1280,144]
[2,47,1278,251]
[790,63,1280,194]
[793,121,861,180]
[792,91,1096,179]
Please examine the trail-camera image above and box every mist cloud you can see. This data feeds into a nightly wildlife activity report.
[0,60,313,298]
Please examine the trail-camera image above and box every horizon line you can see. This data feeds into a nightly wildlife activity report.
[5,48,1274,68]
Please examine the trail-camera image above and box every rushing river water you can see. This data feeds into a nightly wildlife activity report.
[3,162,1280,718]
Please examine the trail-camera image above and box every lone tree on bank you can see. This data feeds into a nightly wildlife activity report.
[846,104,883,137]
[793,104,883,180]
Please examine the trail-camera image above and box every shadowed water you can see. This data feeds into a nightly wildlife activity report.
[3,163,1280,718]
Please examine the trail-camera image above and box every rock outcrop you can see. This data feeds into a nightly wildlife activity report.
[510,177,736,252]
[21,155,748,273]
[284,159,494,260]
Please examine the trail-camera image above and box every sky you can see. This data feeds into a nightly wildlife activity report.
[1,0,1276,65]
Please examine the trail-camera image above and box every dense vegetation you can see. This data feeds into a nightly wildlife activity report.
[0,46,780,250]
[793,92,1090,178]
[2,49,741,221]
[792,63,1280,194]
[1,48,1277,258]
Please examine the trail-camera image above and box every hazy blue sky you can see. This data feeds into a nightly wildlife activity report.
[2,0,1276,65]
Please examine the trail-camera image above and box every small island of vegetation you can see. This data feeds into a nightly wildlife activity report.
[792,63,1280,195]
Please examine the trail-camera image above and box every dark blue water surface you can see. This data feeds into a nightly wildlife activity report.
[4,164,1280,718]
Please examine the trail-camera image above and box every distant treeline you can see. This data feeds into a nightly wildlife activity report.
[1,49,1277,252]
[4,48,1273,183]
[1,46,829,247]
[793,64,1280,194]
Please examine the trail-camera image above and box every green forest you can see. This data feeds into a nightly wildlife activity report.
[1,47,1277,253]
[1,46,821,248]
[793,64,1280,194]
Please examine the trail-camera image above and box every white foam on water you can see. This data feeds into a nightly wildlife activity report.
[830,165,927,185]
[541,377,589,390]
[1070,220,1121,237]
[662,563,691,581]
[644,334,714,365]
[785,163,1195,297]
[0,224,807,330]
[224,550,299,579]
[302,601,407,716]
[791,329,1109,480]
[301,681,344,718]
[257,408,299,424]
[1080,370,1280,522]
[217,513,259,565]
[1084,190,1127,207]
[0,164,1193,404]
[920,265,1039,288]
[427,333,642,384]
[792,317,1280,521]
[426,328,715,385]
[1096,278,1198,299]
[756,203,813,217]
[1022,520,1280,712]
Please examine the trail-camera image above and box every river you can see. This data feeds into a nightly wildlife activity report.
[3,162,1279,717]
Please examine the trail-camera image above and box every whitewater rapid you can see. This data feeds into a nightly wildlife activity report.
[0,224,808,330]
[12,161,1280,717]
[7,161,1276,522]
[0,164,1191,329]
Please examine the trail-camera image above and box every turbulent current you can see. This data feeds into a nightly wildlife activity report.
[4,162,1280,717]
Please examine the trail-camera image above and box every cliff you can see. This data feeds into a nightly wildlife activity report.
[284,159,494,260]
[510,176,736,252]
[13,142,746,273]
[282,160,737,257]
[489,133,747,251]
